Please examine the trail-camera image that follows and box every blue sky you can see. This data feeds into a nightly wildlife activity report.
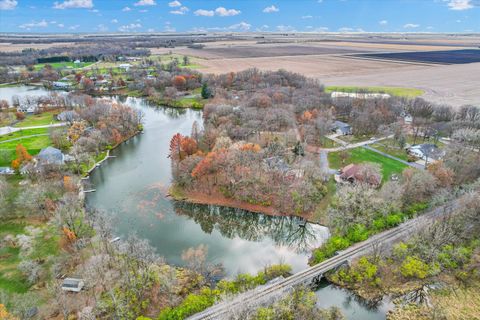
[0,0,479,33]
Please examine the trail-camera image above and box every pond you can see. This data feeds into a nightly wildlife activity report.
[85,96,330,275]
[85,96,392,319]
[0,85,51,105]
[1,87,392,319]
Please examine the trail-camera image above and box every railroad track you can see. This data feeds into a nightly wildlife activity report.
[188,201,457,320]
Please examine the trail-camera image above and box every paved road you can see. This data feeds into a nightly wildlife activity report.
[0,122,67,137]
[363,145,424,169]
[188,199,458,319]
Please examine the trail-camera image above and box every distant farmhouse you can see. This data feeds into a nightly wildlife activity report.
[332,121,352,135]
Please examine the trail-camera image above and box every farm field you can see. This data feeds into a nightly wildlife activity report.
[328,147,408,182]
[357,49,480,65]
[325,86,424,98]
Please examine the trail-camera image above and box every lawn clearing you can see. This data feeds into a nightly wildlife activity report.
[328,147,408,181]
[13,111,59,128]
[325,86,424,98]
[0,128,51,166]
[34,61,94,71]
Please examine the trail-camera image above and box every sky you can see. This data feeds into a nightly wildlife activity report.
[0,0,479,33]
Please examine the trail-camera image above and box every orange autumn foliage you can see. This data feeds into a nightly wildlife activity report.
[63,226,77,242]
[180,137,198,156]
[428,161,454,188]
[240,143,261,153]
[11,144,32,170]
[173,75,187,90]
[63,176,76,192]
[191,151,225,178]
[0,304,17,320]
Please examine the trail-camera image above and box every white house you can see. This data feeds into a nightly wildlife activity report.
[119,63,132,71]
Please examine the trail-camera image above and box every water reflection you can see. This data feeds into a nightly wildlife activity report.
[315,280,393,320]
[173,201,328,253]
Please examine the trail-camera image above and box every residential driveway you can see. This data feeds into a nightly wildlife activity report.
[363,145,424,169]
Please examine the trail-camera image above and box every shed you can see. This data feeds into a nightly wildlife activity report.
[61,278,84,292]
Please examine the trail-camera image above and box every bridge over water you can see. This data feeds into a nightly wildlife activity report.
[188,201,456,319]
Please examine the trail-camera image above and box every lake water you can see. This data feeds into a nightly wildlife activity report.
[0,85,51,105]
[1,87,392,319]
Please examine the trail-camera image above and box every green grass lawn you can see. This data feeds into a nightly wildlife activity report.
[34,61,94,71]
[0,221,61,293]
[325,86,424,98]
[0,128,51,166]
[0,222,29,293]
[14,111,59,128]
[328,147,408,182]
[370,142,409,161]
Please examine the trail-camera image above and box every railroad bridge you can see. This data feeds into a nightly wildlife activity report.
[188,201,456,320]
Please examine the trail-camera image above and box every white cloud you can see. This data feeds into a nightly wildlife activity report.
[118,23,142,32]
[301,15,313,19]
[338,27,365,32]
[317,0,323,2]
[195,7,241,17]
[215,7,241,16]
[58,23,65,28]
[19,20,49,29]
[53,0,93,9]
[69,24,80,30]
[263,5,279,13]
[170,6,188,14]
[403,23,419,28]
[97,24,108,32]
[379,20,388,25]
[0,0,17,10]
[194,9,214,16]
[111,19,118,23]
[90,9,99,12]
[276,25,296,32]
[134,0,156,6]
[228,21,251,31]
[147,28,155,32]
[50,20,57,24]
[164,24,176,32]
[139,9,148,12]
[313,26,329,32]
[168,0,181,7]
[122,6,131,11]
[446,0,474,10]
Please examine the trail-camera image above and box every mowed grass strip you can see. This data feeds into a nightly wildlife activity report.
[325,86,424,98]
[14,111,59,128]
[0,128,51,166]
[34,61,94,70]
[328,147,408,182]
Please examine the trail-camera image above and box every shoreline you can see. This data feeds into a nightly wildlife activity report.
[169,187,316,222]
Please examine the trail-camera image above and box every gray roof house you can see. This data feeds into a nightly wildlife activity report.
[332,121,352,135]
[38,147,65,165]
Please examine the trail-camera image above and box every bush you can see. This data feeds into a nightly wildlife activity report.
[400,256,430,279]
[345,224,370,242]
[311,236,351,264]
